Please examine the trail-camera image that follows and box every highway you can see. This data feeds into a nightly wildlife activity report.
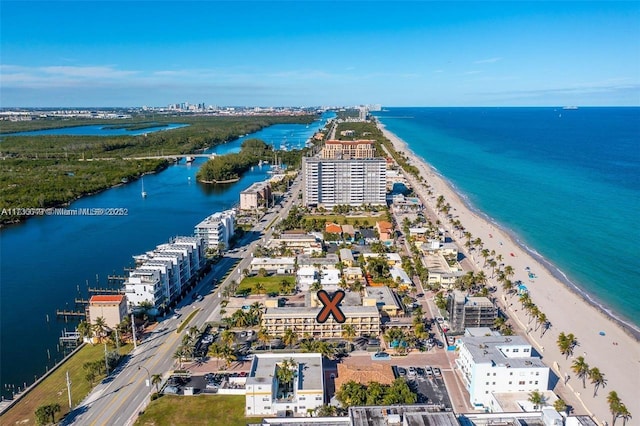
[64,176,303,425]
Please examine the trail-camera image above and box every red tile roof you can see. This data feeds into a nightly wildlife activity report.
[90,295,125,303]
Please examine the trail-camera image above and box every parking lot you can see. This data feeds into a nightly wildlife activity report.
[393,365,452,409]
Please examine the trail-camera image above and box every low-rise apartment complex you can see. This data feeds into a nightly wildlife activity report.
[455,335,550,411]
[262,306,380,339]
[245,353,324,416]
[194,209,235,250]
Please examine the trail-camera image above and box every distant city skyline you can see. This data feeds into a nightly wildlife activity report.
[1,1,639,107]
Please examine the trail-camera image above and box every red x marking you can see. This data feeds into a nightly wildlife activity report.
[316,290,346,323]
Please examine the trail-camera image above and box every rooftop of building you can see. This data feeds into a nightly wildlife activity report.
[90,295,125,304]
[349,406,458,426]
[246,353,323,391]
[243,180,271,190]
[460,335,546,368]
[339,248,355,260]
[251,257,296,266]
[325,139,376,145]
[264,305,379,318]
[297,253,339,266]
[364,286,401,308]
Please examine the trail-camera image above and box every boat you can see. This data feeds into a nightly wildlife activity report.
[562,106,578,110]
[141,178,147,198]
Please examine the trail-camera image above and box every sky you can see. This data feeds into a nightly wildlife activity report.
[1,1,639,107]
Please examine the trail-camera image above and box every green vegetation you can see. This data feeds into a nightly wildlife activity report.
[304,214,377,228]
[334,119,421,177]
[196,139,272,183]
[0,343,133,426]
[335,378,417,408]
[237,275,295,296]
[176,309,200,334]
[135,394,263,426]
[0,114,316,225]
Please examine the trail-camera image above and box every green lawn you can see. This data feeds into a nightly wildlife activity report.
[0,343,133,426]
[135,394,263,426]
[237,275,295,295]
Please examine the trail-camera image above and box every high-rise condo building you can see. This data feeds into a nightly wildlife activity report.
[302,157,387,208]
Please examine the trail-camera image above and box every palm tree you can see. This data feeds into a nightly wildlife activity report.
[283,328,298,349]
[607,391,622,426]
[571,356,590,389]
[255,282,266,295]
[588,367,607,397]
[257,328,271,349]
[553,398,568,415]
[535,312,547,332]
[77,320,94,343]
[276,358,298,397]
[151,374,163,393]
[619,404,632,426]
[208,343,224,369]
[557,332,577,359]
[503,265,515,279]
[188,325,200,338]
[528,390,546,410]
[341,324,356,341]
[220,329,235,347]
[481,249,490,267]
[221,345,237,368]
[92,316,108,343]
[310,280,323,292]
[173,345,187,368]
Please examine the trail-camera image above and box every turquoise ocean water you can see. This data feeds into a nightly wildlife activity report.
[375,107,640,330]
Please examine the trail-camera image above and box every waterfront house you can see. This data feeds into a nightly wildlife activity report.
[88,295,127,329]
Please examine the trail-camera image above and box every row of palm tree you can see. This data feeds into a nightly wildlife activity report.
[570,356,607,397]
[607,391,632,426]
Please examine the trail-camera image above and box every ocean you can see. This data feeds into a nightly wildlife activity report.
[375,107,640,329]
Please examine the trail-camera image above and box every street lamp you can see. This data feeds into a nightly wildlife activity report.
[138,365,151,396]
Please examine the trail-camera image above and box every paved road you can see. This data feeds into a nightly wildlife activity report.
[65,177,303,425]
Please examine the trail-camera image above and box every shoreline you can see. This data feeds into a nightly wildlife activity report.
[426,164,640,339]
[376,120,640,424]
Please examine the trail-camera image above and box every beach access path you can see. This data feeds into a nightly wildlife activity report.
[377,121,639,426]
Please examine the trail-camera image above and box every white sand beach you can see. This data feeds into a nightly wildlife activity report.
[378,122,639,425]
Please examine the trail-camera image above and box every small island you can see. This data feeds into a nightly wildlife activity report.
[196,138,273,184]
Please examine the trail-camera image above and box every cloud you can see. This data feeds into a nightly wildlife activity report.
[462,70,482,75]
[474,57,502,64]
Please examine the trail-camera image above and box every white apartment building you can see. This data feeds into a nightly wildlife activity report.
[425,253,464,289]
[125,237,205,309]
[456,335,550,411]
[245,353,324,417]
[250,257,296,274]
[194,209,235,250]
[302,158,386,208]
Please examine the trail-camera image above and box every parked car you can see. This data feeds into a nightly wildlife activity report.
[434,367,442,377]
[397,367,407,376]
[373,351,390,359]
[408,367,417,376]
